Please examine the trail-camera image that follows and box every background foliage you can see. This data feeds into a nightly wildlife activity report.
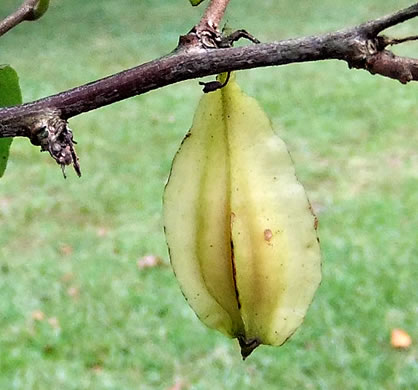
[0,0,417,388]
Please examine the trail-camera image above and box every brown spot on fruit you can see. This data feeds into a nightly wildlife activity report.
[264,229,273,242]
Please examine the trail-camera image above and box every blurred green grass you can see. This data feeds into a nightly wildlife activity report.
[0,0,417,389]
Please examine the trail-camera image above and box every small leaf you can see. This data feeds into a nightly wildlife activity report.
[32,0,50,20]
[0,65,23,178]
[391,328,412,349]
[189,0,206,6]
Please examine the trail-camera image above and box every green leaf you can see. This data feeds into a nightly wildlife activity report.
[32,0,50,20]
[0,65,23,178]
[189,0,206,6]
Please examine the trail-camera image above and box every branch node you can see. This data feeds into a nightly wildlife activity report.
[177,31,202,51]
[31,113,81,178]
[177,26,260,53]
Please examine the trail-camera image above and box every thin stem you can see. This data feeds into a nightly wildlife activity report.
[0,0,49,37]
[196,0,231,31]
[360,2,418,36]
[388,35,418,45]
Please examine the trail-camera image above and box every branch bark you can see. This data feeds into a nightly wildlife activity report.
[0,2,417,173]
[195,0,230,32]
[0,0,49,37]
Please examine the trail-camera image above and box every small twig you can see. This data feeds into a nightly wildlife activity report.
[219,29,260,48]
[374,33,418,51]
[199,71,231,92]
[387,35,418,45]
[0,0,49,37]
[195,0,230,32]
[360,2,418,36]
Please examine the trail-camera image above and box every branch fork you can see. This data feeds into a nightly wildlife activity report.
[179,0,259,51]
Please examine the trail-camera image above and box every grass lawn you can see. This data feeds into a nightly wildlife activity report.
[0,0,417,388]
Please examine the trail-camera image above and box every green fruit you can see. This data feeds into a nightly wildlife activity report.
[163,75,321,358]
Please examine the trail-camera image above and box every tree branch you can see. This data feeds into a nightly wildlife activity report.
[0,0,49,37]
[359,2,418,36]
[0,2,417,174]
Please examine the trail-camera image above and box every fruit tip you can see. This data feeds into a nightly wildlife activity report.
[238,337,261,360]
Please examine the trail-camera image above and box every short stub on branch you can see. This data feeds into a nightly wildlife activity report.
[30,112,81,178]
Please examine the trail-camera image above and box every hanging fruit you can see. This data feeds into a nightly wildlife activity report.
[163,74,321,358]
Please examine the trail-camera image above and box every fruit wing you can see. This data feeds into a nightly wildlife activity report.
[163,91,243,337]
[222,80,321,346]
